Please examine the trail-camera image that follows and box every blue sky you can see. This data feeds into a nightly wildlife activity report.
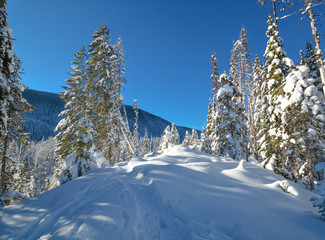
[7,0,319,129]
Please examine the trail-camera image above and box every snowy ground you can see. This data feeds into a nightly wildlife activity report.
[0,145,324,240]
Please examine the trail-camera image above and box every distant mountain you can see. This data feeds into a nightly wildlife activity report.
[22,89,194,142]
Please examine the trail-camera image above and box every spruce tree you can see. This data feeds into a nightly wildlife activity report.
[200,124,211,154]
[160,125,171,151]
[55,47,96,184]
[0,0,14,199]
[0,54,34,196]
[132,99,140,155]
[282,65,325,187]
[210,51,220,94]
[190,128,200,150]
[215,73,248,161]
[87,25,126,164]
[140,128,150,156]
[170,122,180,145]
[261,16,291,172]
[182,131,191,146]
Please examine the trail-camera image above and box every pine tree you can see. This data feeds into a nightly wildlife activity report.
[160,125,171,151]
[252,54,267,161]
[0,0,14,199]
[182,131,191,146]
[211,51,220,94]
[55,47,96,184]
[190,128,199,150]
[170,122,180,145]
[215,73,248,161]
[0,54,34,196]
[87,25,126,164]
[132,99,140,155]
[282,65,325,187]
[200,124,211,154]
[140,128,150,156]
[261,16,291,172]
[206,97,218,154]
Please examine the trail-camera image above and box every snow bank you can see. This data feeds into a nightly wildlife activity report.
[0,145,324,240]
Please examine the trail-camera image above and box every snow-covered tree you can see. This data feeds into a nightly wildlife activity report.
[132,99,140,155]
[200,124,211,154]
[0,54,34,197]
[260,16,292,171]
[215,73,248,161]
[282,65,325,187]
[87,25,127,164]
[211,51,220,94]
[55,47,97,184]
[160,125,171,151]
[206,96,218,155]
[140,128,150,156]
[190,128,200,150]
[170,122,180,145]
[182,131,191,146]
[252,54,264,160]
[0,0,14,200]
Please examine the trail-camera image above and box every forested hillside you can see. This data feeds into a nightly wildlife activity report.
[22,89,193,142]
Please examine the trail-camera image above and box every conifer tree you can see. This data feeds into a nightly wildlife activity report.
[0,0,14,199]
[55,47,96,184]
[182,131,191,146]
[160,125,171,151]
[132,99,140,155]
[87,25,126,164]
[0,54,34,195]
[282,65,325,187]
[252,54,266,161]
[206,97,218,154]
[140,128,150,156]
[261,16,291,172]
[215,73,248,161]
[211,51,220,94]
[200,124,211,154]
[170,122,180,145]
[190,128,200,150]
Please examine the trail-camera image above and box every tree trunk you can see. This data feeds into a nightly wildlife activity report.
[304,0,325,97]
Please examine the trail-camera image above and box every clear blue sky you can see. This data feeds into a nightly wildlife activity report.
[7,0,319,129]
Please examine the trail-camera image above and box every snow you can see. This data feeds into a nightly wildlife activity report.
[0,145,324,240]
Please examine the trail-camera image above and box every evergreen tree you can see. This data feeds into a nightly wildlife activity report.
[200,124,211,154]
[160,125,171,151]
[252,54,267,161]
[206,97,218,154]
[282,65,325,187]
[0,0,14,200]
[210,51,220,94]
[260,16,291,172]
[190,128,199,150]
[87,25,126,164]
[140,128,150,156]
[55,47,96,184]
[170,122,180,145]
[182,131,191,146]
[215,73,248,161]
[132,99,140,155]
[0,54,34,196]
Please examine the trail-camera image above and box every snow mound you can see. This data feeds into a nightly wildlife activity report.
[0,145,324,240]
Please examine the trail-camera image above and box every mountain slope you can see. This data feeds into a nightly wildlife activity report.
[0,145,324,240]
[22,89,194,142]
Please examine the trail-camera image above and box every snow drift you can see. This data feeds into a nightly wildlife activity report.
[0,145,324,240]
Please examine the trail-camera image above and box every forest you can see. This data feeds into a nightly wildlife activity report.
[0,0,325,223]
